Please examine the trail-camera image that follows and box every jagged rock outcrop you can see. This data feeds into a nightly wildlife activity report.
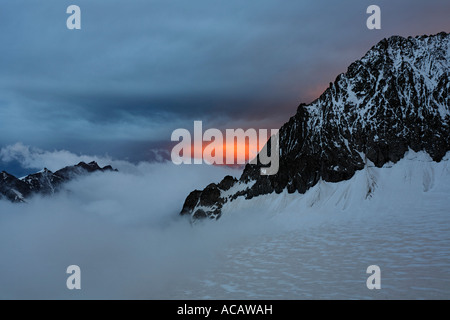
[0,161,117,203]
[181,175,238,219]
[181,32,450,220]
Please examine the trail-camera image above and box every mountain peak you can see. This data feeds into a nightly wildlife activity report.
[181,32,450,221]
[0,162,117,203]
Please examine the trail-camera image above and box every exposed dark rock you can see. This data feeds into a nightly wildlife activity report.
[180,176,239,220]
[0,162,117,203]
[0,171,32,203]
[218,175,237,191]
[192,209,207,220]
[180,190,202,216]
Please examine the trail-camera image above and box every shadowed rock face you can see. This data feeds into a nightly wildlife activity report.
[181,176,238,220]
[181,32,450,221]
[0,161,117,203]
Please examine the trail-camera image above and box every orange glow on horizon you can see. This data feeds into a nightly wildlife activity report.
[189,136,267,165]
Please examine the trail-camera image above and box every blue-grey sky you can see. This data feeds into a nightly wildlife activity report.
[0,0,448,170]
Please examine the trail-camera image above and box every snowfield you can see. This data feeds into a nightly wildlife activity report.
[0,151,449,299]
[173,151,450,299]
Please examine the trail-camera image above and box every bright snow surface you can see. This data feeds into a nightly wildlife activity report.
[172,151,450,299]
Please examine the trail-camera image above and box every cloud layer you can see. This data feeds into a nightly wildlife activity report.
[0,157,252,299]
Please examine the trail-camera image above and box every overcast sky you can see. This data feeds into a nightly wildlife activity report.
[0,0,448,171]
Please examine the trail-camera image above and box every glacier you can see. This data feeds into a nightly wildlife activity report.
[171,151,450,299]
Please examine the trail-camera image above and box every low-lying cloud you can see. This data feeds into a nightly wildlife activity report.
[0,156,260,299]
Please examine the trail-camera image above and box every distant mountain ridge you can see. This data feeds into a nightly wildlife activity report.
[0,161,116,203]
[181,31,450,220]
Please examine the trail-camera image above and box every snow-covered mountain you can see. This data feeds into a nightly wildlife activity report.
[0,161,116,203]
[181,32,450,220]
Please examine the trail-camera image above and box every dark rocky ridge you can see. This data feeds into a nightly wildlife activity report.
[181,32,450,220]
[0,161,117,203]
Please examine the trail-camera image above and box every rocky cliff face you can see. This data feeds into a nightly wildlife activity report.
[0,161,116,203]
[181,32,450,220]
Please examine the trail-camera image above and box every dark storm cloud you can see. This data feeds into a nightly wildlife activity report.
[0,0,448,160]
